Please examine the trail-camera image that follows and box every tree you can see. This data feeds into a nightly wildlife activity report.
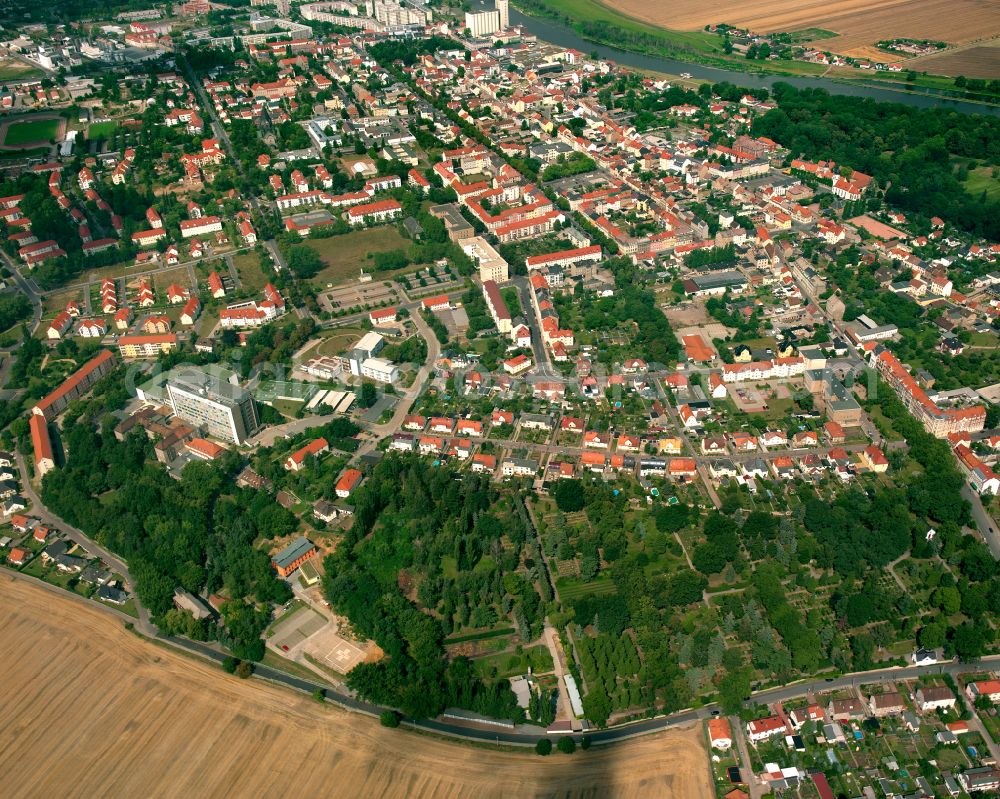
[918,622,947,650]
[933,586,961,615]
[235,661,254,679]
[654,503,689,532]
[553,479,585,512]
[222,656,238,674]
[358,381,377,408]
[535,738,552,755]
[580,735,592,750]
[952,622,991,661]
[286,245,323,278]
[557,736,576,754]
[666,570,707,607]
[380,710,401,727]
[692,541,728,574]
[718,668,752,715]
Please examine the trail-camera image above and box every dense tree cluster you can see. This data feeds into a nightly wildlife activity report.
[577,633,641,724]
[367,36,457,67]
[754,84,1000,238]
[42,423,296,660]
[0,292,31,333]
[322,456,531,719]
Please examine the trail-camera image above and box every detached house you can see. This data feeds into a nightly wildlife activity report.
[284,437,329,471]
[335,468,363,498]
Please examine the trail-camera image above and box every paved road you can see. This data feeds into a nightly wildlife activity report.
[180,54,285,279]
[352,308,441,460]
[248,412,340,447]
[964,482,1000,558]
[1,249,42,334]
[732,716,765,799]
[511,275,554,376]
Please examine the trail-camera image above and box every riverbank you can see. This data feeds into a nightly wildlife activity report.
[0,576,714,798]
[505,0,1000,112]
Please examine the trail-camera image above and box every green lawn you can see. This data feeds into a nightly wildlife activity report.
[965,166,1000,200]
[515,0,829,77]
[868,405,904,442]
[523,0,720,55]
[2,118,59,146]
[777,28,838,43]
[304,227,410,287]
[445,627,516,645]
[272,398,305,418]
[87,121,119,139]
[0,59,43,81]
[970,331,999,347]
[298,327,366,360]
[231,252,270,293]
[556,575,617,602]
[472,645,554,678]
[263,648,334,684]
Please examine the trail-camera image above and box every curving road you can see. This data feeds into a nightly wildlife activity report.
[13,466,1000,750]
[15,452,157,636]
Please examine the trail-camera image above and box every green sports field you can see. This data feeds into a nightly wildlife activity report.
[2,118,59,146]
[87,121,119,139]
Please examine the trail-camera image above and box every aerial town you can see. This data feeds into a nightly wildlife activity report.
[1,0,1000,796]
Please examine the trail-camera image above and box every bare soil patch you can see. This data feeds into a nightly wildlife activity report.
[0,577,713,799]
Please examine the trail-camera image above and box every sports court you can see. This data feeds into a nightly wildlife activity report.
[269,606,327,651]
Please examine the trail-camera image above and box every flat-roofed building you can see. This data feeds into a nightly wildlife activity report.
[429,203,474,242]
[463,236,509,283]
[349,331,385,376]
[804,369,864,426]
[683,270,748,297]
[166,374,260,444]
[360,356,399,384]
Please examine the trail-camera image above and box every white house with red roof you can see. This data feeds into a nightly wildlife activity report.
[284,438,329,471]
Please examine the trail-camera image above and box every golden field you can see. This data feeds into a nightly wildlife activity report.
[603,0,1000,59]
[0,577,713,799]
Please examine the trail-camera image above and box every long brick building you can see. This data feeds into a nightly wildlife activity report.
[32,350,117,421]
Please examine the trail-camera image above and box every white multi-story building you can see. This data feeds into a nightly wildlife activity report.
[464,9,500,37]
[360,356,399,384]
[463,236,509,283]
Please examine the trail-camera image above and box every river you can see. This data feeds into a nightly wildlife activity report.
[485,2,999,116]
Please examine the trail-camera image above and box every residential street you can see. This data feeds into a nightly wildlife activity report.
[15,451,157,637]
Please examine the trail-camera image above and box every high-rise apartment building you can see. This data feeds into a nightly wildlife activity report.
[166,376,260,444]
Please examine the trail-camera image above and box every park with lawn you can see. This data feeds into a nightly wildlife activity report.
[303,227,412,286]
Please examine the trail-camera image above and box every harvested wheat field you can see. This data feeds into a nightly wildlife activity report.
[0,577,712,799]
[604,0,1000,58]
[906,44,1000,78]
